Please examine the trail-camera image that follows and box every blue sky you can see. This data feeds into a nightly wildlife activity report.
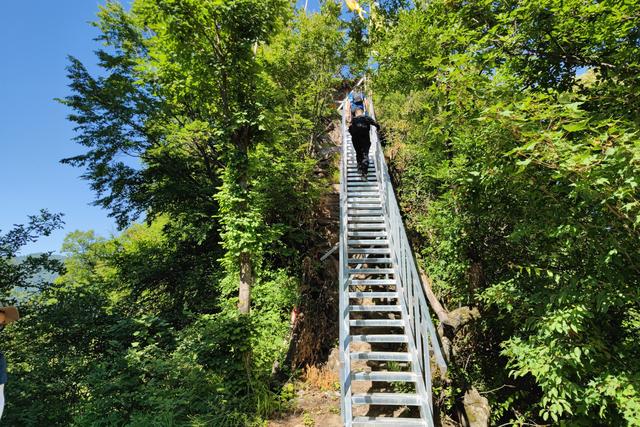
[0,1,116,255]
[0,0,327,255]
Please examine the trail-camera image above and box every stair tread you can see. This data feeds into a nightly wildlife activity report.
[350,352,411,361]
[348,248,390,253]
[350,319,404,327]
[348,212,384,217]
[347,232,388,237]
[347,258,392,263]
[351,334,409,343]
[351,393,422,406]
[352,417,426,426]
[348,291,398,298]
[348,304,401,312]
[348,268,395,274]
[349,279,396,285]
[351,371,417,381]
[347,226,387,231]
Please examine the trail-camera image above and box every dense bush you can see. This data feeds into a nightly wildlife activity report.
[1,1,346,425]
[372,0,640,424]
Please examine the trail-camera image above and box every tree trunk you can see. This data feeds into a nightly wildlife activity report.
[238,251,252,314]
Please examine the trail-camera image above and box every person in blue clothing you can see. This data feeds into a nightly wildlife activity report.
[348,90,367,118]
[0,306,20,421]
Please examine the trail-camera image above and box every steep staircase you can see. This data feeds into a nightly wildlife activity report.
[338,88,446,427]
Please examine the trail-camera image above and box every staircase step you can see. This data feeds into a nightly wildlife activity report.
[351,352,411,362]
[346,187,377,190]
[348,268,394,274]
[347,183,379,187]
[348,216,385,222]
[348,206,383,210]
[349,279,396,285]
[347,258,392,264]
[348,248,390,254]
[350,319,404,327]
[347,231,387,238]
[351,371,416,381]
[348,199,382,205]
[351,334,409,343]
[351,393,422,406]
[348,209,384,215]
[348,192,379,197]
[348,192,380,197]
[347,205,382,210]
[348,224,386,230]
[349,291,398,298]
[348,305,401,312]
[348,239,389,246]
[347,191,380,202]
[352,417,426,427]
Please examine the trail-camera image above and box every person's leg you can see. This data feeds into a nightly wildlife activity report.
[360,140,371,176]
[352,138,364,170]
[0,384,5,420]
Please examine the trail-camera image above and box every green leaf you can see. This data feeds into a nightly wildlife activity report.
[563,120,588,132]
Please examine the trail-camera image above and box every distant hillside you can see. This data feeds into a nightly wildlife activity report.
[12,253,66,287]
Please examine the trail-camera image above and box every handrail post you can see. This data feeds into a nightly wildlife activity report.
[338,100,352,426]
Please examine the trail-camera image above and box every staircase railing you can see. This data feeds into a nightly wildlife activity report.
[366,87,448,413]
[337,78,447,425]
[338,88,352,423]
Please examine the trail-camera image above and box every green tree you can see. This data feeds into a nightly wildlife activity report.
[371,0,640,424]
[0,210,64,300]
[2,1,346,425]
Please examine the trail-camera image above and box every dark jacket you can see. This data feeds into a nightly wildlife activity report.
[348,115,380,144]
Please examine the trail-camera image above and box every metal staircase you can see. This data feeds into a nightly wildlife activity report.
[338,87,447,426]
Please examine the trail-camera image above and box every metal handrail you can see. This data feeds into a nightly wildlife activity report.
[338,78,446,426]
[366,81,448,381]
[338,95,352,423]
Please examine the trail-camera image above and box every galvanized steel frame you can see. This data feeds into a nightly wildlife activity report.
[338,78,447,426]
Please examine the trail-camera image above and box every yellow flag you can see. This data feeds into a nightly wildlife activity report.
[345,0,366,19]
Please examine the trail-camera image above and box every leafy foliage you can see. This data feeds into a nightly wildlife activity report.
[2,1,346,426]
[0,210,65,300]
[372,0,640,424]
